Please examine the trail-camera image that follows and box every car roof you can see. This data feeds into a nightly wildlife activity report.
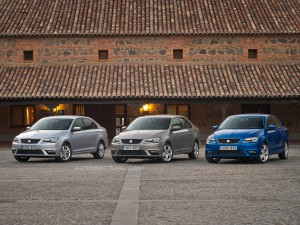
[141,114,179,119]
[40,115,89,120]
[229,113,270,118]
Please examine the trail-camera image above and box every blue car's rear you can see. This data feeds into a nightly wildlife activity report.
[205,114,289,163]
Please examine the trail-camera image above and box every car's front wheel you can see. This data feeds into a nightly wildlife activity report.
[257,143,269,163]
[14,156,30,162]
[188,141,199,159]
[160,143,173,163]
[278,141,289,160]
[55,143,72,162]
[112,157,128,163]
[93,141,105,159]
[205,155,221,163]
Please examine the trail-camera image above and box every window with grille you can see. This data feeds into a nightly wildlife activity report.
[98,50,108,60]
[173,49,183,59]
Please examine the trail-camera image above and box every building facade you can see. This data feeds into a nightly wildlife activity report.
[0,0,299,141]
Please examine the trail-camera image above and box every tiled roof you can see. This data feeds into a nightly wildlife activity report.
[0,64,299,101]
[0,0,299,36]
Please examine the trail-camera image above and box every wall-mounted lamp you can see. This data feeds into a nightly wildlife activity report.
[143,104,149,112]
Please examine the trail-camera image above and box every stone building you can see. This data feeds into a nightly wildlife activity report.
[0,0,299,141]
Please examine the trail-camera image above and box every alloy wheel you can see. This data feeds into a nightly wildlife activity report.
[162,144,173,162]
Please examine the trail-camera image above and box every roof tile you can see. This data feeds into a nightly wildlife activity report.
[0,64,299,100]
[0,0,299,37]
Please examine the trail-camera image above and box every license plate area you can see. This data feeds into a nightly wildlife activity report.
[219,146,237,150]
[21,145,36,150]
[123,145,139,150]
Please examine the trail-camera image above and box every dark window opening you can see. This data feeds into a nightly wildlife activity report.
[165,104,190,119]
[248,49,258,59]
[24,51,33,60]
[241,104,270,114]
[173,49,183,59]
[98,50,108,60]
[10,105,35,127]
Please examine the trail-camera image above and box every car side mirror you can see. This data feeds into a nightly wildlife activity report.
[213,125,219,130]
[267,125,276,130]
[72,126,81,132]
[26,126,31,130]
[121,126,127,131]
[171,126,182,132]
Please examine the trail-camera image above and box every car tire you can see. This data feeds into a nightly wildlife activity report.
[278,141,289,160]
[188,141,199,159]
[14,156,30,162]
[205,155,221,163]
[257,143,269,163]
[160,143,173,163]
[55,143,72,162]
[93,141,105,159]
[112,156,128,163]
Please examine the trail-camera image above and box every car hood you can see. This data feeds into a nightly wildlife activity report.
[16,130,68,139]
[213,129,263,139]
[118,130,167,139]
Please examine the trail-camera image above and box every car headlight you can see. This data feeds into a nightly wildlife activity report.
[112,137,120,144]
[243,137,258,143]
[206,137,216,144]
[144,138,161,144]
[42,137,59,143]
[13,138,20,143]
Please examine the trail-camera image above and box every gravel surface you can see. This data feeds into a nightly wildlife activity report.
[0,145,299,225]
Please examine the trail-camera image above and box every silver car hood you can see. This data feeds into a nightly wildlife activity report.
[16,130,68,139]
[118,130,168,139]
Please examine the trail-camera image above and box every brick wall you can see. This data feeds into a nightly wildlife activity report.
[0,35,299,65]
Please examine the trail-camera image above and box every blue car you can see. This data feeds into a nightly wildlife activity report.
[205,114,289,163]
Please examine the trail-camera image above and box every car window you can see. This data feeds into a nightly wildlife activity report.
[180,117,192,129]
[127,117,171,130]
[83,118,97,130]
[220,116,264,129]
[171,117,182,128]
[30,118,73,130]
[73,118,85,130]
[268,116,282,128]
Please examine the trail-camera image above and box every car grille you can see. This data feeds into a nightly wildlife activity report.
[216,150,244,155]
[17,149,44,155]
[121,139,143,144]
[21,139,40,144]
[118,150,147,156]
[217,139,240,144]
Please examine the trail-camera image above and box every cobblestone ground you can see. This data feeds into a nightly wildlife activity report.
[0,144,299,225]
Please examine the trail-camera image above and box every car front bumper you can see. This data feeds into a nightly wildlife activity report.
[111,142,163,158]
[205,142,261,159]
[12,142,61,158]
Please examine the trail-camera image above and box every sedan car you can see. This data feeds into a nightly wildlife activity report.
[12,116,108,162]
[205,114,289,163]
[111,115,200,163]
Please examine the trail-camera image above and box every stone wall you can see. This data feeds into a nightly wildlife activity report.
[0,35,299,65]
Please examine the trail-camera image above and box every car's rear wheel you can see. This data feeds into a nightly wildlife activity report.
[278,141,289,160]
[257,143,269,163]
[160,143,173,163]
[205,155,221,163]
[14,156,30,162]
[93,141,105,159]
[188,141,199,159]
[112,156,128,163]
[55,143,72,162]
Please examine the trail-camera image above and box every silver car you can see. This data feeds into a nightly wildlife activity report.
[111,115,200,163]
[12,116,108,162]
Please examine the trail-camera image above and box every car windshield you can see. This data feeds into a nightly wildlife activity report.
[127,117,172,130]
[219,116,265,129]
[30,118,73,130]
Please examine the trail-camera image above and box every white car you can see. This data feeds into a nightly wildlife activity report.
[12,116,108,162]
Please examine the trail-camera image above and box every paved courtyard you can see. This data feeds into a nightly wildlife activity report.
[0,144,299,225]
